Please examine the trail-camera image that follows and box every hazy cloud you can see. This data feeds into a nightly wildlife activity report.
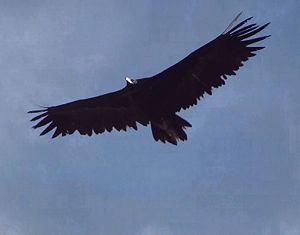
[138,225,171,235]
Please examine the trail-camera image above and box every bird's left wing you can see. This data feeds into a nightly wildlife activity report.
[29,89,149,138]
[136,15,270,113]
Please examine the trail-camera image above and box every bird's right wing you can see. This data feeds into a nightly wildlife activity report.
[28,89,149,138]
[136,14,270,113]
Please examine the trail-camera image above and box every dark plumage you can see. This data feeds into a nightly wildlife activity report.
[29,13,270,145]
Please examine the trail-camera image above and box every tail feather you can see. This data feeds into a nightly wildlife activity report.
[151,115,191,145]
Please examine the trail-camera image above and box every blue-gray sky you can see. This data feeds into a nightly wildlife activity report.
[1,0,299,234]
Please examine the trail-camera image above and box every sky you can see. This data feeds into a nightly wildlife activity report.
[0,0,299,234]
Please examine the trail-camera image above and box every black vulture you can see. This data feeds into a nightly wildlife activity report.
[29,13,270,145]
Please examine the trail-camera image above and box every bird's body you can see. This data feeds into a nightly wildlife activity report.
[29,14,270,145]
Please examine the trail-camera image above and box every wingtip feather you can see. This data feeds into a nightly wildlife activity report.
[28,109,47,114]
[224,15,253,35]
[52,128,61,138]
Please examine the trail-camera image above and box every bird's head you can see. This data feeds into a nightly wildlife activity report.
[126,77,137,86]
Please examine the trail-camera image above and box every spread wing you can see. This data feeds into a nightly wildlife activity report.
[29,89,149,138]
[136,16,270,113]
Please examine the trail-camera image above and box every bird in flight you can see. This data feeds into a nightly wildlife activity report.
[29,13,270,145]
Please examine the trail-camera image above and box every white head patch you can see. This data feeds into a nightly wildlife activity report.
[126,77,134,84]
[126,77,137,84]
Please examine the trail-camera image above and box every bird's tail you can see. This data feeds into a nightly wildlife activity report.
[151,115,192,145]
